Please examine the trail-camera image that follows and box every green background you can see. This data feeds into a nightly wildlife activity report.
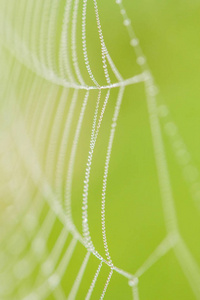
[0,0,200,299]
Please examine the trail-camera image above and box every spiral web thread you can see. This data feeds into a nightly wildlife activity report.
[0,0,200,299]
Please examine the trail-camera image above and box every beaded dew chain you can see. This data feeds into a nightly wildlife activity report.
[0,0,200,299]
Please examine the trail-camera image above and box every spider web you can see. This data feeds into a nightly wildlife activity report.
[0,0,200,299]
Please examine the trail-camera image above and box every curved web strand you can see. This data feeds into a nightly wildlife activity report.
[71,0,86,85]
[15,95,60,243]
[85,261,103,300]
[9,212,56,291]
[54,89,78,200]
[46,0,61,74]
[0,2,142,91]
[100,268,113,300]
[1,64,46,237]
[106,52,123,82]
[82,90,110,252]
[68,251,90,300]
[24,75,45,126]
[11,118,69,235]
[45,87,70,182]
[20,79,50,209]
[16,86,73,284]
[92,0,124,84]
[9,117,82,294]
[10,102,109,274]
[23,237,78,300]
[82,90,101,249]
[0,26,91,300]
[31,230,70,300]
[93,0,111,85]
[1,119,51,292]
[0,8,83,90]
[0,135,38,280]
[82,0,99,86]
[29,0,44,67]
[65,91,90,231]
[26,81,54,224]
[41,228,69,278]
[101,87,124,265]
[34,86,60,158]
[38,0,54,77]
[59,0,75,83]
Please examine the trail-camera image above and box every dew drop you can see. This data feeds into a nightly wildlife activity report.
[123,19,131,26]
[137,56,146,65]
[128,277,139,287]
[130,38,139,47]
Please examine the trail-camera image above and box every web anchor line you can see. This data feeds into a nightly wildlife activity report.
[115,0,200,299]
